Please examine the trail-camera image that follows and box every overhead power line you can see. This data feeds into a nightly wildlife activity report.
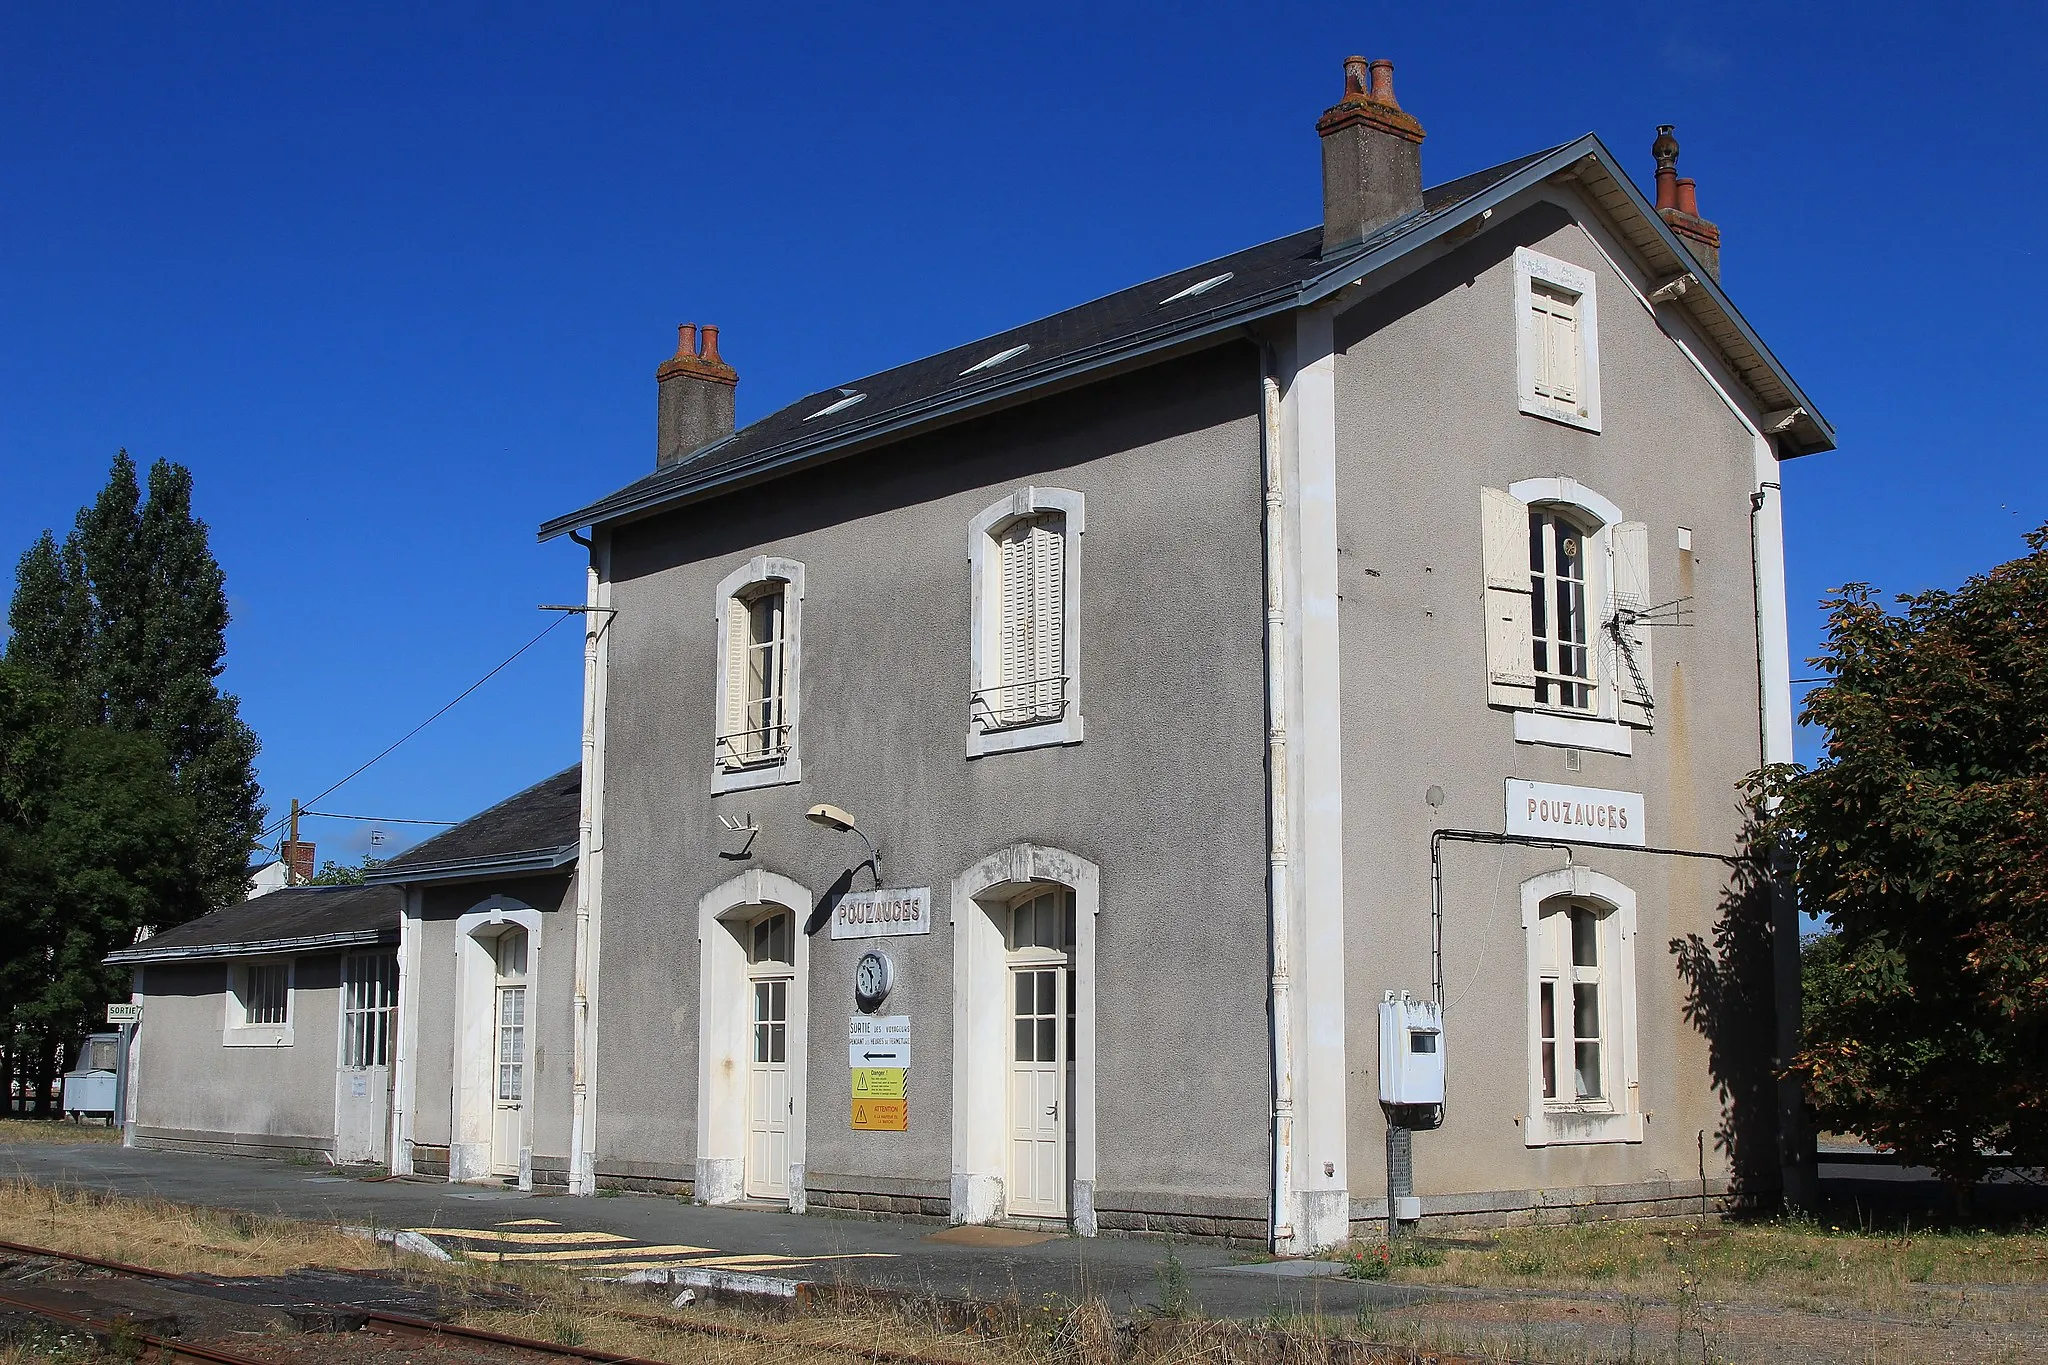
[260,614,572,844]
[299,811,459,826]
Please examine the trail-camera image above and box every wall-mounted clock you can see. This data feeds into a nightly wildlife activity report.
[854,950,894,1012]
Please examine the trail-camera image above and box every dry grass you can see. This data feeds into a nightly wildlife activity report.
[0,1118,120,1146]
[0,1175,392,1276]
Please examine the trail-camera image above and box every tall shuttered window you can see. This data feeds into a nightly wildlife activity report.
[712,558,805,792]
[1514,248,1601,431]
[987,513,1066,729]
[1528,508,1594,711]
[968,489,1085,757]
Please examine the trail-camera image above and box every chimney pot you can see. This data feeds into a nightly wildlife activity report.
[1652,124,1680,211]
[656,320,738,467]
[1316,52,1426,257]
[1675,177,1699,217]
[1368,58,1398,106]
[1649,126,1721,283]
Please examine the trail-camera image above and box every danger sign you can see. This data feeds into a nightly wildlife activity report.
[851,1098,908,1132]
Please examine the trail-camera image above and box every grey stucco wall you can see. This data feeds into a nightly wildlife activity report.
[133,956,341,1151]
[593,347,1274,1210]
[1330,195,1781,1209]
[407,874,575,1174]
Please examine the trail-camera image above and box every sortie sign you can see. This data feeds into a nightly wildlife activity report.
[831,887,932,940]
[1504,779,1646,848]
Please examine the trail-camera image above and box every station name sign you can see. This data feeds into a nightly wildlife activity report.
[831,887,932,940]
[1504,779,1646,848]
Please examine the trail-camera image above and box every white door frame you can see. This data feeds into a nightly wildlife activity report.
[696,868,811,1210]
[451,897,544,1187]
[949,843,1099,1234]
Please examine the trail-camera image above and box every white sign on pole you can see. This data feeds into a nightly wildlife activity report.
[848,1015,910,1069]
[831,887,932,940]
[105,1003,142,1025]
[1505,779,1646,847]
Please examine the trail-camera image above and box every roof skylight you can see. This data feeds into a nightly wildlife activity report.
[804,390,868,421]
[960,343,1031,376]
[1158,272,1234,305]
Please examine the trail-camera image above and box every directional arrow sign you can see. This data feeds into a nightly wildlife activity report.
[848,1014,909,1070]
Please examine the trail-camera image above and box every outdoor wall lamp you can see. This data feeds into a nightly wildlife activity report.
[806,803,881,883]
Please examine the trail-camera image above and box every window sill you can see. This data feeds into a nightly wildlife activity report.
[713,756,801,795]
[1524,1107,1643,1147]
[1518,396,1601,434]
[222,1026,293,1048]
[967,715,1084,759]
[1513,710,1633,756]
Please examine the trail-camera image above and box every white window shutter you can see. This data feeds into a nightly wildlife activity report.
[1032,517,1065,718]
[1610,521,1654,727]
[722,597,749,761]
[1481,486,1535,706]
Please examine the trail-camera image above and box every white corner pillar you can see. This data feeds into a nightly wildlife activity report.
[567,531,613,1196]
[1270,307,1350,1253]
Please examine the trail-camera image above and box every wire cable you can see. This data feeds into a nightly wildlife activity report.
[259,614,571,844]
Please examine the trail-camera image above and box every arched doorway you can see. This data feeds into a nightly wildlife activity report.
[696,869,811,1209]
[450,897,544,1186]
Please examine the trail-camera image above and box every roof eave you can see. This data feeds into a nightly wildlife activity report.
[366,844,578,885]
[106,927,394,966]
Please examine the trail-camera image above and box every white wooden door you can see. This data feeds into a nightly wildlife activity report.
[746,977,790,1199]
[1007,965,1069,1217]
[490,931,528,1178]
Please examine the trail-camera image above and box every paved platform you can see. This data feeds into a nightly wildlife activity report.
[0,1142,1429,1322]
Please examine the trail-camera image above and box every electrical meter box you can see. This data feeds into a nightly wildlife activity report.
[1379,992,1445,1107]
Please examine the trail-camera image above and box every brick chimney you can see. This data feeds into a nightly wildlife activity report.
[1652,125,1721,282]
[1316,55,1426,257]
[656,323,738,468]
[281,841,315,885]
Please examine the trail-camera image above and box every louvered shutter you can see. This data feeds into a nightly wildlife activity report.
[722,595,749,764]
[1481,487,1536,708]
[1031,517,1065,720]
[997,523,1031,724]
[1610,521,1654,728]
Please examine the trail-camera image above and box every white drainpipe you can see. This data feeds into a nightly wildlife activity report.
[566,531,612,1196]
[1259,348,1296,1249]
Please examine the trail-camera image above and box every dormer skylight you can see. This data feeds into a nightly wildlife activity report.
[804,390,867,421]
[960,343,1031,376]
[1158,272,1234,305]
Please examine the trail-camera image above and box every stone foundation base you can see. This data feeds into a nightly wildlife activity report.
[1349,1176,1781,1234]
[132,1126,333,1162]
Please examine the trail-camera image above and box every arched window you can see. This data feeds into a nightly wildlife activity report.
[1480,478,1652,754]
[968,488,1085,757]
[1520,867,1641,1147]
[713,557,805,793]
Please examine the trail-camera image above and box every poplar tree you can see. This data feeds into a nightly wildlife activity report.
[5,451,264,919]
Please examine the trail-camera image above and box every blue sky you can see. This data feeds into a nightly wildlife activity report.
[4,3,2043,863]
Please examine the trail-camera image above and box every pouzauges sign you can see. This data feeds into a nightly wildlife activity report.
[832,887,933,940]
[1504,779,1646,848]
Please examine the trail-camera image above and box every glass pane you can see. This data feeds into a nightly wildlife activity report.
[1573,983,1600,1040]
[1063,896,1076,950]
[1037,1018,1056,1062]
[1575,1041,1602,1100]
[1571,909,1598,967]
[755,982,770,1020]
[754,1023,769,1064]
[1015,972,1032,1012]
[1015,1019,1033,1062]
[770,1022,786,1064]
[1542,1042,1557,1099]
[1036,971,1055,1014]
[771,979,786,1019]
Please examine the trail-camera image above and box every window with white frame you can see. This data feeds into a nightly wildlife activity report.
[1514,247,1601,432]
[225,959,294,1045]
[1521,868,1641,1146]
[713,557,804,793]
[341,951,398,1069]
[968,488,1084,757]
[1481,480,1653,752]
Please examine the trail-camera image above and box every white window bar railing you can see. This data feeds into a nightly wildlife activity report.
[970,676,1069,732]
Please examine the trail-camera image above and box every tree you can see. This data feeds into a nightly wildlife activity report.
[0,660,195,1112]
[6,451,264,918]
[307,854,387,885]
[1755,525,2048,1199]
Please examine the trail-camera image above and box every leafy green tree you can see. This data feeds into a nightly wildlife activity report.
[6,451,263,918]
[307,854,387,885]
[0,660,195,1112]
[1755,526,2048,1198]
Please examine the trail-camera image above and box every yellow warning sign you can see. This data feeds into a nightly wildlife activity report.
[851,1067,906,1099]
[851,1098,908,1131]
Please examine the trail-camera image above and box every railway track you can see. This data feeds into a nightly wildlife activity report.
[0,1235,1007,1365]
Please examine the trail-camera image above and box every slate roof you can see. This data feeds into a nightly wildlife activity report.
[540,136,1831,542]
[366,765,580,884]
[106,884,399,964]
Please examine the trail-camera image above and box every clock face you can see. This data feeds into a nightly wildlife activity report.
[855,951,892,1008]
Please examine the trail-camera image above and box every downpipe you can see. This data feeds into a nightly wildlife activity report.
[566,530,607,1196]
[1258,345,1296,1248]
